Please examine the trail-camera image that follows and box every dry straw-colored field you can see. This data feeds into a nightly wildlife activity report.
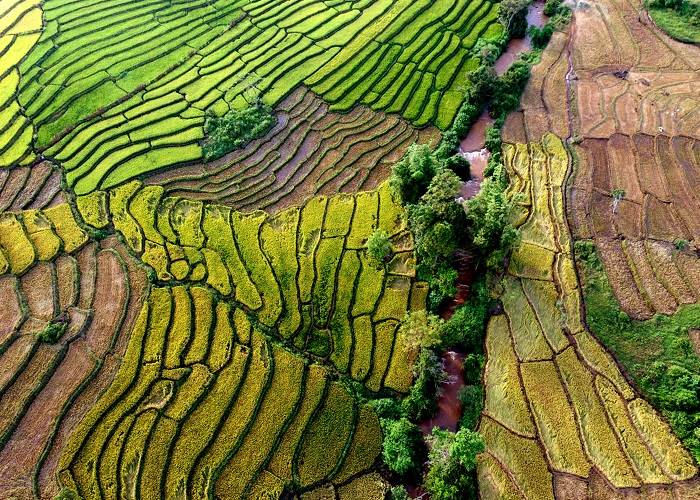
[506,0,700,319]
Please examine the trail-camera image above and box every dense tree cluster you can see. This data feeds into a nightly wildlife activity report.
[202,104,275,160]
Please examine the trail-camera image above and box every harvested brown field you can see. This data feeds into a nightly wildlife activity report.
[146,86,440,213]
[502,31,571,144]
[508,0,700,318]
[0,162,65,212]
[0,236,148,498]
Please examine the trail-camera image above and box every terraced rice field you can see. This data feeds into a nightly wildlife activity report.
[479,134,700,498]
[15,0,504,196]
[0,1,480,497]
[565,0,700,319]
[145,86,441,212]
[75,181,425,392]
[505,0,700,319]
[2,0,700,498]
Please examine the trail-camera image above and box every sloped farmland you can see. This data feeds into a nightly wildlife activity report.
[144,86,441,213]
[562,0,700,319]
[478,134,700,499]
[19,0,504,195]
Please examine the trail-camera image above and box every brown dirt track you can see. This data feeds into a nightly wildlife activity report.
[505,0,700,320]
[0,236,148,499]
[146,86,440,214]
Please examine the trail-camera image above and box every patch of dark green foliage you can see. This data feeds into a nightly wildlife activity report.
[202,103,275,161]
[649,0,700,26]
[575,240,700,462]
[530,0,572,49]
[37,317,69,343]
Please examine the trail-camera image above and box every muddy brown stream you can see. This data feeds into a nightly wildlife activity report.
[458,1,546,200]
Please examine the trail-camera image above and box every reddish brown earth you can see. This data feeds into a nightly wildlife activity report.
[146,86,440,213]
[0,162,65,211]
[0,237,148,498]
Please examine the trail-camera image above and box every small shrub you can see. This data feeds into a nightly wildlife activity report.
[202,104,275,161]
[367,229,392,264]
[37,318,69,343]
[389,485,410,500]
[674,238,690,251]
[611,188,625,213]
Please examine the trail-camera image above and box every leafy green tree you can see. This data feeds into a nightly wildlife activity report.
[381,418,424,476]
[468,65,497,103]
[367,229,392,264]
[424,427,485,500]
[403,349,447,420]
[475,41,502,65]
[408,169,465,273]
[390,144,439,204]
[399,310,444,351]
[464,164,519,270]
[498,0,530,38]
[203,104,275,160]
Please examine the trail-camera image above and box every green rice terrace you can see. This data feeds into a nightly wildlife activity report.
[2,0,700,499]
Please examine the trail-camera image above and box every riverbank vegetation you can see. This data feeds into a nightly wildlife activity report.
[379,2,577,497]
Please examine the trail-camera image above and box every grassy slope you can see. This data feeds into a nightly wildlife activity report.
[649,7,700,44]
[575,241,700,461]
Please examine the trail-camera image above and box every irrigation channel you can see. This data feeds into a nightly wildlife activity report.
[419,0,547,442]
